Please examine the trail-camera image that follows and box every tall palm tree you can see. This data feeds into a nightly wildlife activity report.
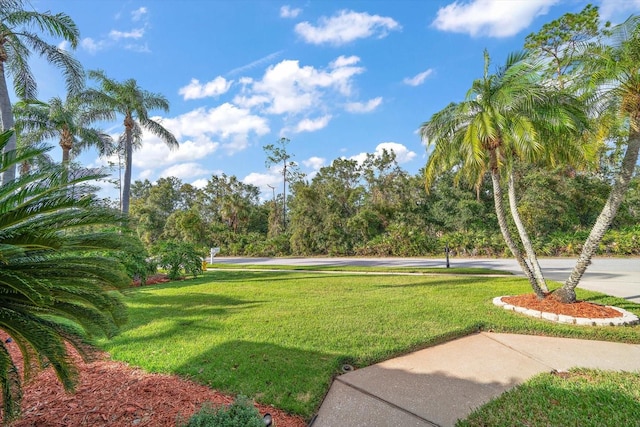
[84,70,178,214]
[0,0,83,184]
[13,96,115,168]
[558,16,640,302]
[0,129,141,423]
[420,51,589,298]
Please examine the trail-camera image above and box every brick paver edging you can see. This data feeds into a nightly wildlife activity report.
[493,296,640,326]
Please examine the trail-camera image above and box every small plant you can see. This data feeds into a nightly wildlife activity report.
[178,396,266,427]
[153,240,204,280]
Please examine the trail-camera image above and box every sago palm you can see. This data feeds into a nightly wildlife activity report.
[83,70,178,214]
[0,129,141,423]
[0,0,83,183]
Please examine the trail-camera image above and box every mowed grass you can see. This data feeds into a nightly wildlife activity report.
[208,263,512,275]
[99,269,640,419]
[458,368,640,427]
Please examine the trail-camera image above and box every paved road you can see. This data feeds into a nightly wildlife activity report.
[213,256,640,303]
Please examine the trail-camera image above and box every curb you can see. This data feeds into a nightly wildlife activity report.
[493,296,640,326]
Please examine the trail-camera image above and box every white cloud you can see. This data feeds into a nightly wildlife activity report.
[132,138,219,169]
[350,142,417,165]
[294,115,332,133]
[109,103,268,175]
[330,55,360,68]
[179,77,233,100]
[131,7,148,21]
[81,37,104,54]
[403,69,433,86]
[432,0,559,38]
[345,97,382,113]
[191,178,210,189]
[302,156,326,170]
[243,172,283,197]
[280,5,302,18]
[376,142,417,163]
[159,162,210,179]
[600,0,640,22]
[164,104,269,142]
[109,28,145,40]
[237,57,365,115]
[295,10,401,45]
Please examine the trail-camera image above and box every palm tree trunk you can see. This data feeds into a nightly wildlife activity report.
[507,172,549,294]
[121,116,134,214]
[491,170,545,298]
[0,62,17,184]
[557,130,640,303]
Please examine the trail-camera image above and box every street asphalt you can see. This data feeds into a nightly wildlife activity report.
[213,256,640,303]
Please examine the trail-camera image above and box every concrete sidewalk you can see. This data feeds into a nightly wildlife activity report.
[310,332,640,427]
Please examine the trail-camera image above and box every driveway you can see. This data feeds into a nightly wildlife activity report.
[213,256,640,303]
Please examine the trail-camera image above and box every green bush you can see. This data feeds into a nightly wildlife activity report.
[178,396,265,427]
[152,240,204,280]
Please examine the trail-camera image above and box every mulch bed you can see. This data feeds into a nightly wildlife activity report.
[502,294,623,318]
[9,350,306,427]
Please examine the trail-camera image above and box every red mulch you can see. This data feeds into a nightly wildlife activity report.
[2,334,306,427]
[131,273,172,287]
[502,294,623,318]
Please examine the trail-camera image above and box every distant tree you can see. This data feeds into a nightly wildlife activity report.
[289,158,363,255]
[0,130,138,422]
[0,0,83,183]
[83,70,178,214]
[264,137,303,231]
[524,4,603,89]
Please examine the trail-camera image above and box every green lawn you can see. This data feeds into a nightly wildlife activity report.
[99,269,640,419]
[208,263,512,275]
[458,368,640,427]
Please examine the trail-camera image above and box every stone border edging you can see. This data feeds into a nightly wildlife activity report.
[493,296,640,326]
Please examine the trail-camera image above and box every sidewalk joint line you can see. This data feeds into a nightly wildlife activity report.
[480,332,557,371]
[335,376,441,427]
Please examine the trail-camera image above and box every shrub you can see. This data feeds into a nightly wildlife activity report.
[152,240,204,280]
[178,396,265,427]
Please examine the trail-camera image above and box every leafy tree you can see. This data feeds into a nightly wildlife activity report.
[0,0,83,183]
[13,96,114,168]
[289,158,364,255]
[83,70,178,214]
[559,15,640,302]
[0,130,138,422]
[129,177,183,245]
[524,4,603,89]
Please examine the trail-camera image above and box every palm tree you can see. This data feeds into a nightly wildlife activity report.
[420,51,589,298]
[558,16,640,303]
[0,129,141,423]
[0,0,83,184]
[13,96,115,168]
[83,70,178,214]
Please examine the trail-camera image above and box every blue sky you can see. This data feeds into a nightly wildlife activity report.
[23,0,640,200]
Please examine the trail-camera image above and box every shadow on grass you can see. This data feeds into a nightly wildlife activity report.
[175,340,343,419]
